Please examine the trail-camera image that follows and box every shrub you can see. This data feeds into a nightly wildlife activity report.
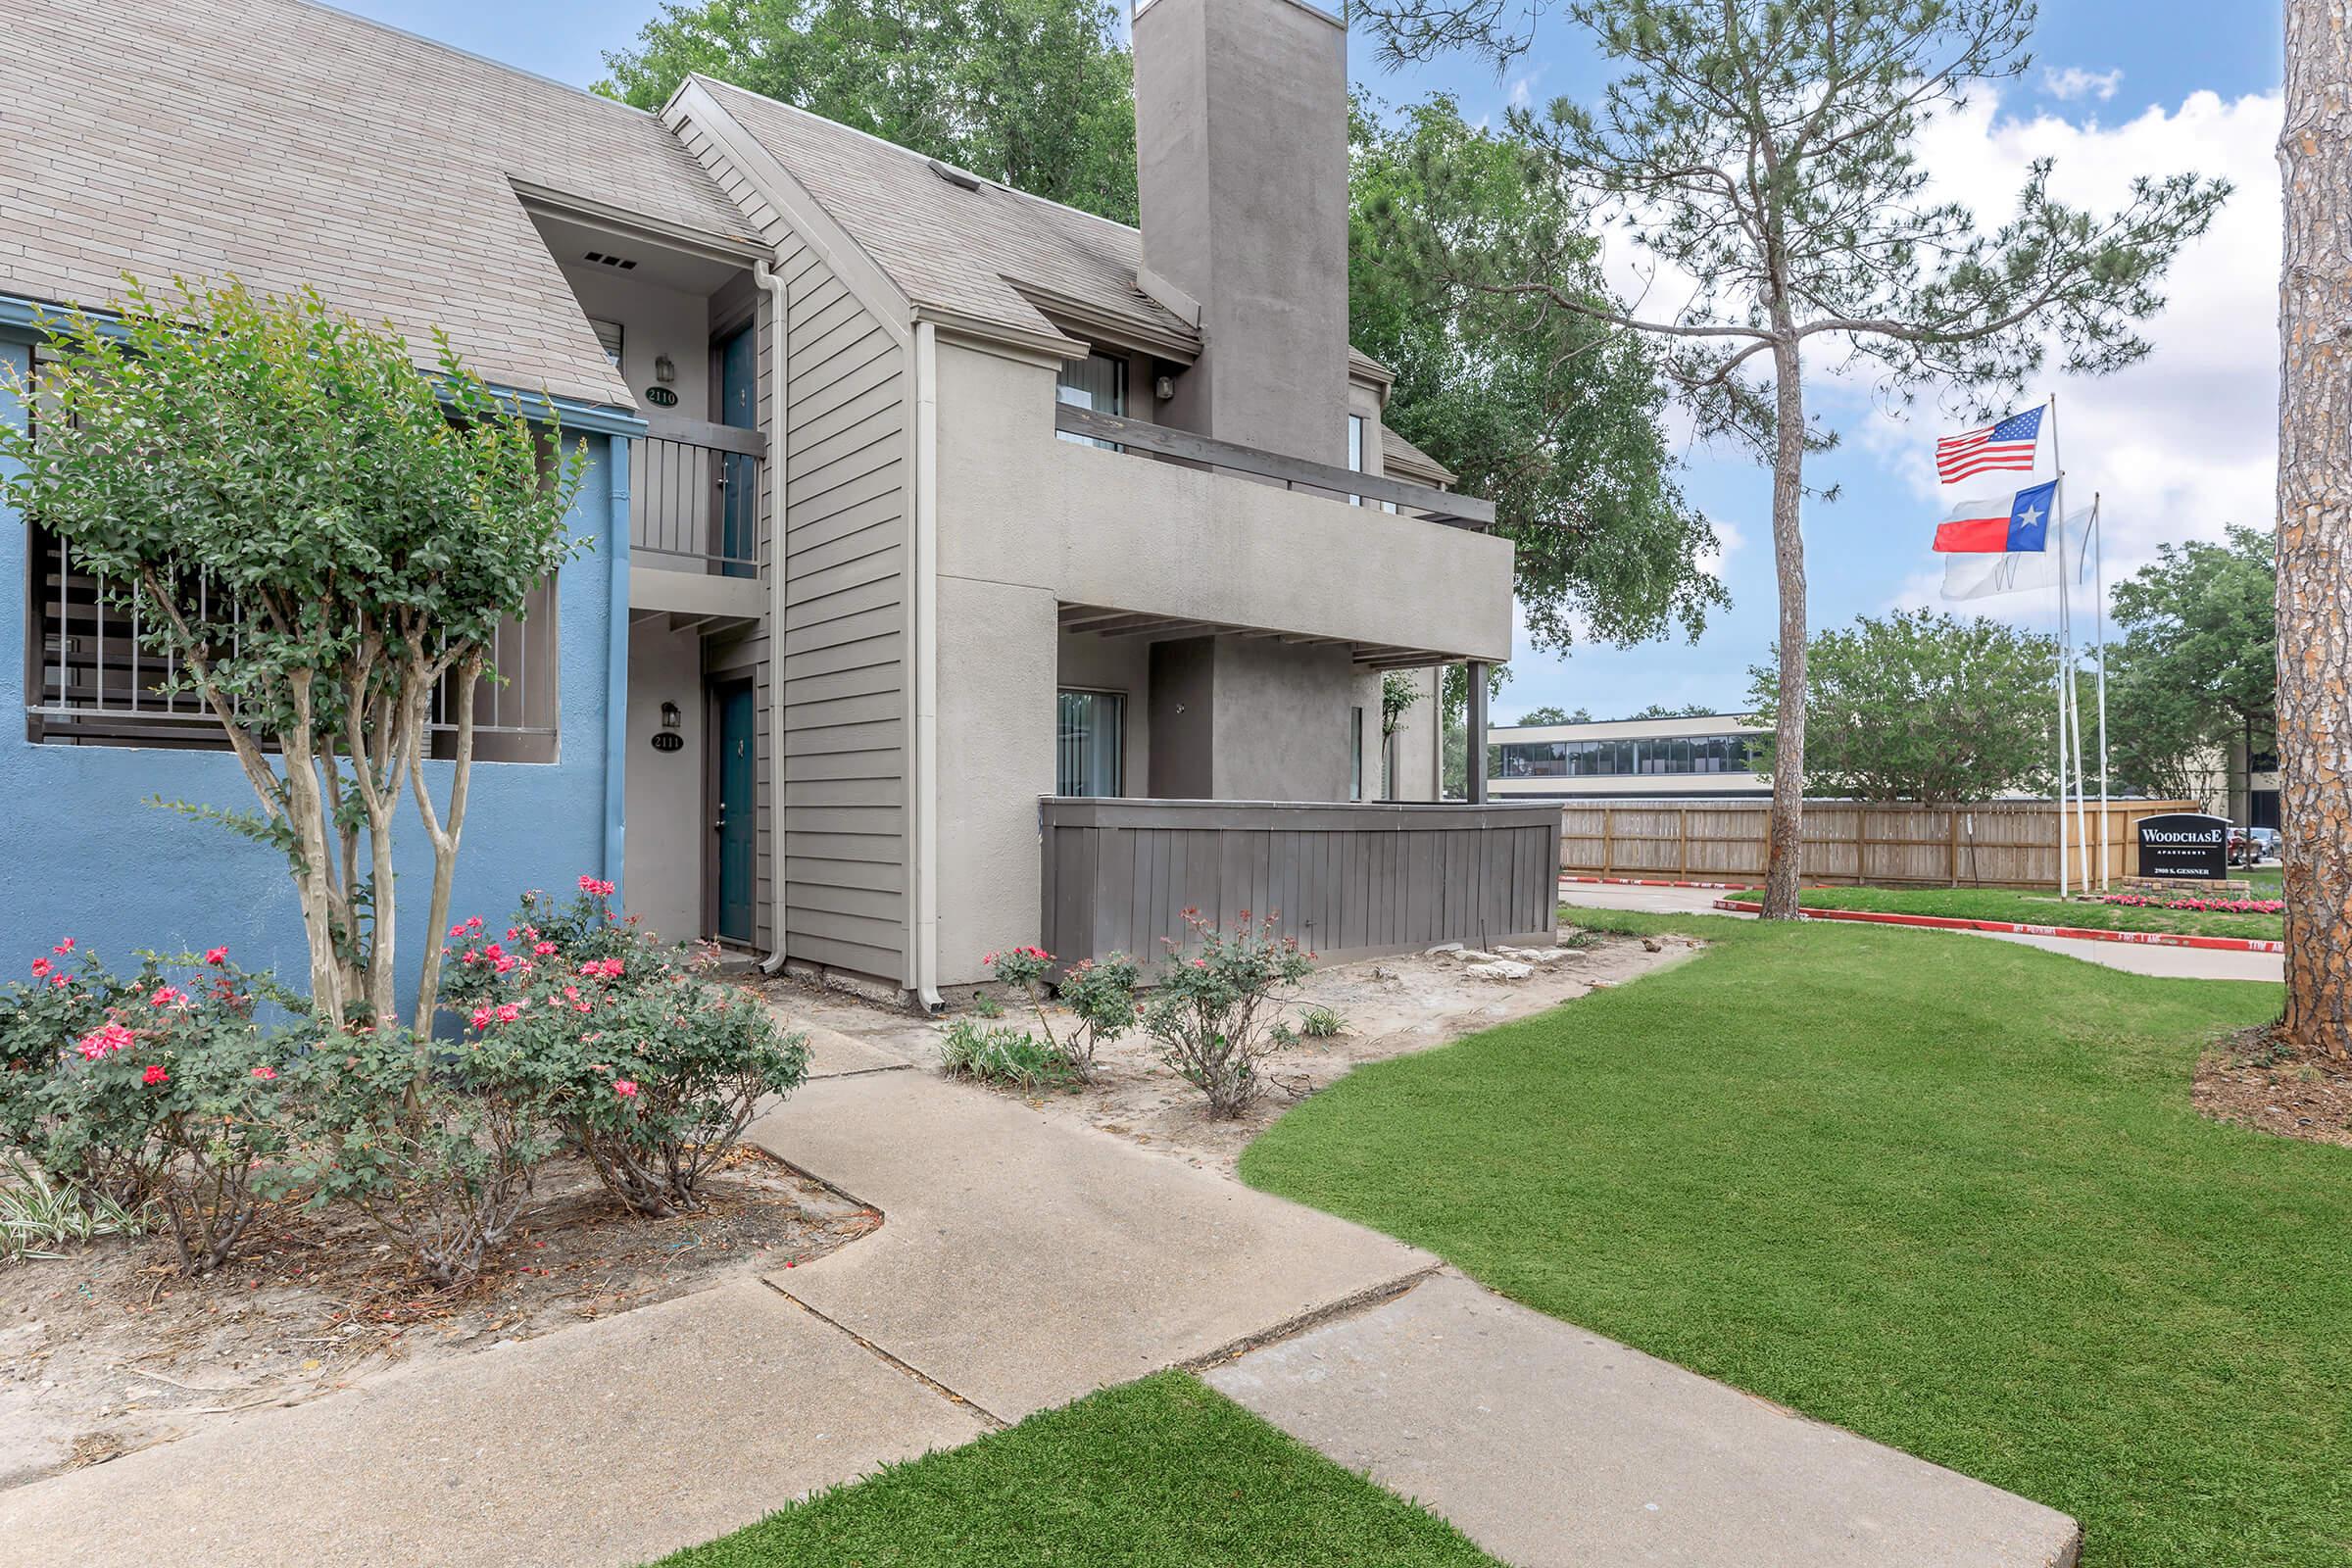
[1056,953,1142,1074]
[0,1154,147,1263]
[939,1019,1076,1090]
[1142,910,1315,1117]
[1297,1004,1347,1040]
[439,880,810,1218]
[0,942,296,1273]
[979,944,1139,1080]
[280,1022,562,1286]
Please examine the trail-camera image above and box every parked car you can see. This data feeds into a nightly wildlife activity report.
[2245,827,2281,863]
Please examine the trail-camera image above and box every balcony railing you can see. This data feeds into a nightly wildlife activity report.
[1038,797,1560,969]
[629,422,762,576]
[1051,406,1496,530]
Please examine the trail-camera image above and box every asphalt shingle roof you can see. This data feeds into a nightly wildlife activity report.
[0,0,758,408]
[692,77,1196,353]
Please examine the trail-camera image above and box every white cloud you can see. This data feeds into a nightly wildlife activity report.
[1847,86,2282,625]
[2043,66,2125,102]
[1505,64,1548,111]
[1696,515,1744,580]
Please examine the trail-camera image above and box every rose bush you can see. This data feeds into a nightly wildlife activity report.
[437,879,809,1218]
[0,875,817,1286]
[977,944,1139,1080]
[0,943,300,1272]
[1141,910,1314,1117]
[277,1021,562,1285]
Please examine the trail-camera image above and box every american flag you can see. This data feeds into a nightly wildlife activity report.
[1936,407,2045,484]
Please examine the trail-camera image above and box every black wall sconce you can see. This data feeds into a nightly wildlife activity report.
[651,700,685,753]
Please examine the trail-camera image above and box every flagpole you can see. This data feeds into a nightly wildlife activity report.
[2056,405,2091,889]
[2048,394,2070,897]
[2092,495,2110,889]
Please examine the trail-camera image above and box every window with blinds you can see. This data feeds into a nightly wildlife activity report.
[21,342,562,760]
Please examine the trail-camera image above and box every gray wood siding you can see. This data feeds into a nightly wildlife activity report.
[675,115,912,983]
[1038,800,1562,969]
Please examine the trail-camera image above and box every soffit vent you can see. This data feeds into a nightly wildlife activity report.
[583,250,639,270]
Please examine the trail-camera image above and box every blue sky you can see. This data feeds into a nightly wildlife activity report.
[348,0,2285,722]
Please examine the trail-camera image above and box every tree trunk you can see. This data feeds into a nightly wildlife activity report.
[410,650,480,1039]
[1761,335,1810,919]
[2278,0,2352,1056]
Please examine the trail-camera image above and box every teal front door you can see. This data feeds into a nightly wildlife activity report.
[715,682,757,944]
[716,325,757,578]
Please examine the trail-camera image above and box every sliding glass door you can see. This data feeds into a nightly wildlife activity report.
[1057,689,1125,797]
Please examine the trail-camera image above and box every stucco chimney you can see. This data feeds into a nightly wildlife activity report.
[1132,0,1349,467]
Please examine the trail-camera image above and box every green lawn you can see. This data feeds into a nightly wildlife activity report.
[1243,909,2351,1568]
[650,1372,1499,1567]
[1739,883,2285,940]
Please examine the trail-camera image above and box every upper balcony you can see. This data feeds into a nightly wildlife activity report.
[925,359,1513,666]
[1050,405,1495,531]
[626,422,766,624]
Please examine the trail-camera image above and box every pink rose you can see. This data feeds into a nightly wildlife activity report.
[141,1063,169,1087]
[204,946,229,965]
[613,1079,639,1099]
[470,1006,494,1030]
[534,942,559,957]
[29,957,50,978]
[495,1003,522,1024]
[52,938,74,955]
[251,1065,278,1081]
[150,986,187,1008]
[76,1021,135,1059]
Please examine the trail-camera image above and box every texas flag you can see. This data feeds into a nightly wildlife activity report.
[1932,479,2059,553]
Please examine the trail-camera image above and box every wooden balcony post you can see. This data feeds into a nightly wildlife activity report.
[1466,661,1489,805]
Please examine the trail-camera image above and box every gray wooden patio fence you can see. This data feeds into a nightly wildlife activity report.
[1039,798,1564,968]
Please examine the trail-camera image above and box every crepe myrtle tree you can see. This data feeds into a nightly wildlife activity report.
[0,278,587,1031]
[1353,0,2228,917]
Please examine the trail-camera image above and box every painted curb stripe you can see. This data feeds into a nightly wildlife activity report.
[1559,874,1752,892]
[1705,900,2286,956]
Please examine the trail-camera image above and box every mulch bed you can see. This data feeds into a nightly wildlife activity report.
[0,1146,875,1489]
[2195,1027,2352,1149]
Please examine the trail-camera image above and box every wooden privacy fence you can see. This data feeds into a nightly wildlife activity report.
[1040,798,1564,969]
[1557,799,2206,888]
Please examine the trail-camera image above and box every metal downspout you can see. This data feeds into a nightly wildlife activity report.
[603,433,632,892]
[755,261,794,976]
[910,322,943,1012]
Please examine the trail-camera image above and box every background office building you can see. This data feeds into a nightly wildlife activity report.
[1488,711,1769,799]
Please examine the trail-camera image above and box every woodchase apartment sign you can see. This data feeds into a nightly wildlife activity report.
[2135,812,2230,880]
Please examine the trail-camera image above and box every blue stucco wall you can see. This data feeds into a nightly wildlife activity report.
[0,331,628,1006]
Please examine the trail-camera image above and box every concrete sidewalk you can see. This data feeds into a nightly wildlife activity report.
[745,1066,1438,1421]
[1562,880,2281,982]
[0,1024,2084,1568]
[0,1279,986,1568]
[1207,1273,2082,1568]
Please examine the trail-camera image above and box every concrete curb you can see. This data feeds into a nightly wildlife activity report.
[1561,873,1753,892]
[1708,899,2287,955]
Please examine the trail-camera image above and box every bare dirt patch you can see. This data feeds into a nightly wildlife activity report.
[2196,1027,2352,1150]
[760,931,1694,1179]
[0,1147,874,1492]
